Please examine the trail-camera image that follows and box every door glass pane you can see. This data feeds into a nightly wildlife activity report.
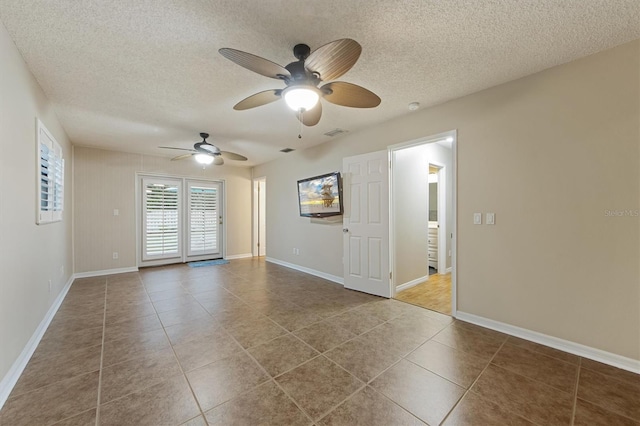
[144,181,180,259]
[188,184,219,256]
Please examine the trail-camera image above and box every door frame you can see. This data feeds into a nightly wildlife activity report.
[388,130,458,317]
[252,176,266,257]
[135,172,227,268]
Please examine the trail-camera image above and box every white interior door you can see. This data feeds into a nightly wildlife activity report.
[343,150,390,297]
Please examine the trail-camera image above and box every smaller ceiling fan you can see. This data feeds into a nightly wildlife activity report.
[159,133,248,165]
[219,39,381,126]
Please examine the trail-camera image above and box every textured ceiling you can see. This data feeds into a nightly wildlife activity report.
[1,1,639,166]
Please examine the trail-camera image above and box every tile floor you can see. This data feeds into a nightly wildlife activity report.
[1,258,638,425]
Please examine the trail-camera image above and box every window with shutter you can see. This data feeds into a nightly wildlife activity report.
[37,119,64,224]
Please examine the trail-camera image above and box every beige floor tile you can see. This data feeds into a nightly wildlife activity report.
[267,305,323,331]
[99,375,200,426]
[51,408,97,426]
[227,316,287,348]
[581,358,640,387]
[164,316,221,346]
[0,371,99,426]
[37,325,104,354]
[180,415,208,426]
[294,320,356,353]
[147,286,190,302]
[173,329,243,372]
[327,309,385,335]
[325,337,400,383]
[371,359,465,425]
[491,343,579,393]
[157,303,211,327]
[186,351,270,411]
[103,313,163,342]
[442,391,534,425]
[100,347,183,403]
[433,325,505,361]
[102,328,171,367]
[205,381,311,426]
[354,299,413,321]
[506,336,580,365]
[152,295,203,313]
[577,367,640,421]
[573,398,640,426]
[471,364,574,425]
[248,334,318,377]
[276,356,363,420]
[406,340,488,388]
[319,386,425,426]
[11,343,102,396]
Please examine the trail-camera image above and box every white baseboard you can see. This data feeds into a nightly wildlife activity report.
[456,311,640,374]
[266,257,344,285]
[225,253,253,260]
[396,275,428,292]
[445,267,452,274]
[74,266,138,278]
[0,274,74,410]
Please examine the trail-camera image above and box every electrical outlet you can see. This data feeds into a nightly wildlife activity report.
[113,209,119,216]
[473,213,482,225]
[113,252,119,259]
[292,248,297,255]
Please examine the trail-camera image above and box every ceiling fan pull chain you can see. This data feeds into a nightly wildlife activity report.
[298,109,303,139]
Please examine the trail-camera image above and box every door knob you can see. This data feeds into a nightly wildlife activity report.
[342,228,349,233]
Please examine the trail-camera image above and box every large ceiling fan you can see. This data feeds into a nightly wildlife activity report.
[219,39,381,126]
[159,133,248,165]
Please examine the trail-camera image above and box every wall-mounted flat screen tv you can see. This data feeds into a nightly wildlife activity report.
[297,172,343,218]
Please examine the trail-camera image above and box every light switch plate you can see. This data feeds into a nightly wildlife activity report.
[486,213,495,225]
[473,213,482,225]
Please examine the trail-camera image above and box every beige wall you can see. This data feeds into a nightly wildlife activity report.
[254,40,640,360]
[73,146,252,273]
[0,22,73,381]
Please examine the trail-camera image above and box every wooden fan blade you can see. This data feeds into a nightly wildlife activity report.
[158,147,197,152]
[305,39,361,82]
[220,151,248,161]
[219,48,291,80]
[234,89,282,110]
[322,82,381,108]
[296,102,322,127]
[171,153,194,161]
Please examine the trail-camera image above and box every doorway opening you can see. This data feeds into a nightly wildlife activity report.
[389,131,456,316]
[253,177,266,257]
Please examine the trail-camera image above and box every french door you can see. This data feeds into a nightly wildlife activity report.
[141,176,223,266]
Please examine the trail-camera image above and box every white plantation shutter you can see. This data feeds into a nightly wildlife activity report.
[142,178,182,260]
[37,119,64,224]
[188,182,221,257]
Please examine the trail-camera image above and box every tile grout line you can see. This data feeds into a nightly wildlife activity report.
[94,277,109,426]
[570,357,582,426]
[218,325,318,425]
[146,278,211,426]
[438,335,510,425]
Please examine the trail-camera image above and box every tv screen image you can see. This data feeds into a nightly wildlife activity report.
[297,172,343,217]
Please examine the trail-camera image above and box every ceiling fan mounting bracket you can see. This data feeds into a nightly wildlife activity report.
[293,44,311,60]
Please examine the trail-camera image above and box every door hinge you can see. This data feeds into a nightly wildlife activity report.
[389,271,392,280]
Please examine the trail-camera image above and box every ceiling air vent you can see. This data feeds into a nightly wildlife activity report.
[280,148,295,153]
[324,128,348,137]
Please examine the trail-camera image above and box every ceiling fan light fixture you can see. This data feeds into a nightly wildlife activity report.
[213,156,224,165]
[282,86,319,111]
[194,153,214,165]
